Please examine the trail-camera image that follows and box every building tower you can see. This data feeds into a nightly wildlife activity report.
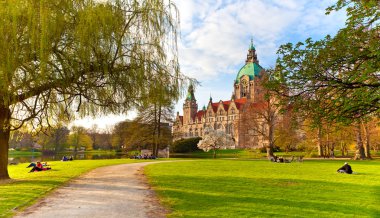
[183,85,198,125]
[234,39,264,102]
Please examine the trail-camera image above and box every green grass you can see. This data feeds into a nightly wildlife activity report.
[8,151,42,157]
[172,149,264,159]
[145,159,380,217]
[0,159,148,217]
[172,149,380,159]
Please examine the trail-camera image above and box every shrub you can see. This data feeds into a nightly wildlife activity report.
[171,137,202,153]
[260,146,281,153]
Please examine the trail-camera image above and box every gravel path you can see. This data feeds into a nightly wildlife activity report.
[14,162,167,218]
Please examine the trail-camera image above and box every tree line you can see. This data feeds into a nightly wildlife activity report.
[240,0,380,159]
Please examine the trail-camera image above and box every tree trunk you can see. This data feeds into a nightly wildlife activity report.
[213,148,216,159]
[266,119,274,158]
[266,146,273,159]
[152,103,158,156]
[363,123,372,159]
[0,105,11,180]
[155,103,162,157]
[317,125,323,157]
[354,123,366,160]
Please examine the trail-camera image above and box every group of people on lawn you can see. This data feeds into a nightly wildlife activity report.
[130,154,157,159]
[27,162,51,172]
[26,155,353,174]
[27,156,75,173]
[269,155,353,174]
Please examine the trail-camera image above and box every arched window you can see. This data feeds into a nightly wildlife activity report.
[241,79,248,97]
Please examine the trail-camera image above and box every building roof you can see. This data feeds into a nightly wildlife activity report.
[211,103,219,112]
[207,98,248,114]
[234,98,247,109]
[235,62,263,83]
[195,110,204,121]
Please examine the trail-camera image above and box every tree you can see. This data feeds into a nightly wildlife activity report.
[68,126,93,152]
[37,125,70,152]
[238,73,287,158]
[87,125,99,150]
[171,137,202,153]
[270,0,379,159]
[0,0,183,179]
[135,94,175,156]
[197,128,235,158]
[273,0,379,121]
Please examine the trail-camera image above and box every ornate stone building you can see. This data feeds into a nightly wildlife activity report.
[173,41,267,147]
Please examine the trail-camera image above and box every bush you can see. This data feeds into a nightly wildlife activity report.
[259,146,281,153]
[171,137,202,153]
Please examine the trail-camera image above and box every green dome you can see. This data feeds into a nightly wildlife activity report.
[235,62,263,83]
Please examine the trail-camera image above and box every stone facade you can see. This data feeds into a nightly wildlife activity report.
[173,41,267,147]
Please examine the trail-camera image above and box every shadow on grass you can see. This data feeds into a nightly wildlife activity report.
[152,175,380,217]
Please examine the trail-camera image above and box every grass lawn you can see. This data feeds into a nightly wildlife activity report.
[145,159,380,218]
[171,149,376,159]
[8,150,42,157]
[0,159,148,217]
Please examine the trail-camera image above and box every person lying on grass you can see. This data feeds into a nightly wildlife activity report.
[28,161,51,173]
[337,162,352,174]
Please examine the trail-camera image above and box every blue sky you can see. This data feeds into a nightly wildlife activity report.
[174,0,347,114]
[74,0,347,130]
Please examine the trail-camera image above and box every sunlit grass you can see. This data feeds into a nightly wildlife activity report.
[0,159,147,217]
[145,159,380,218]
[8,151,42,157]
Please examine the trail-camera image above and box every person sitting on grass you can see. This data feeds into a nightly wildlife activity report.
[269,155,278,162]
[29,161,51,173]
[337,162,352,174]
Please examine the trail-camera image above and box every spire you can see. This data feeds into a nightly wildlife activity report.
[186,85,196,101]
[246,38,258,64]
[202,105,206,111]
[249,37,255,50]
[209,94,213,103]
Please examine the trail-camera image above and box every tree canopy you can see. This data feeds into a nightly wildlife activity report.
[272,0,379,122]
[0,0,183,179]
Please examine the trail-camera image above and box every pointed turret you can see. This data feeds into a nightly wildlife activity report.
[186,84,196,101]
[183,85,198,125]
[246,38,259,64]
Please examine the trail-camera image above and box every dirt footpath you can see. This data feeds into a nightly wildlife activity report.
[14,162,167,218]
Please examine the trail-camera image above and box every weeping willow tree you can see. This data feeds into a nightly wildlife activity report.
[0,0,184,179]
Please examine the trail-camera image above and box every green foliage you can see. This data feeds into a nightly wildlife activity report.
[146,160,380,217]
[0,0,185,178]
[37,126,70,152]
[171,137,202,153]
[271,0,380,122]
[1,159,148,217]
[67,126,93,151]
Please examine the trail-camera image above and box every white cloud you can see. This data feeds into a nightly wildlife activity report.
[174,0,347,114]
[74,0,348,124]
